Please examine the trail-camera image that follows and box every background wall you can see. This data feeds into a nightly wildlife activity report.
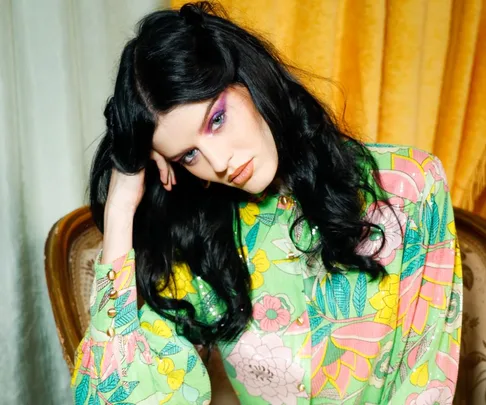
[0,1,168,403]
[173,0,486,217]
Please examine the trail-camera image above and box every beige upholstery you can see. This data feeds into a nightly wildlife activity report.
[45,206,486,404]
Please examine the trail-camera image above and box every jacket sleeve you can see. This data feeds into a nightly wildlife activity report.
[387,158,462,404]
[71,249,212,405]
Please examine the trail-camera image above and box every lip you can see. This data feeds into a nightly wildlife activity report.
[229,159,254,185]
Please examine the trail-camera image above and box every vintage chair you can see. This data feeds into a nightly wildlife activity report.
[45,206,486,402]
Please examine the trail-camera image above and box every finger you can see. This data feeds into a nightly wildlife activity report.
[169,165,177,185]
[151,150,169,185]
[164,171,172,192]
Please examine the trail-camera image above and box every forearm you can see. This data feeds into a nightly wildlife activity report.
[101,204,134,264]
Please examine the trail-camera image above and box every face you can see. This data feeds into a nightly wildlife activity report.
[153,86,278,194]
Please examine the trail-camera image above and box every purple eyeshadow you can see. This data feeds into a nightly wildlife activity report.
[205,92,227,134]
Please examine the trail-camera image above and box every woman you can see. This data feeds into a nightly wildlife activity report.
[72,2,462,404]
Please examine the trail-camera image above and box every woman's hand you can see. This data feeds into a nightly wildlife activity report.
[101,150,176,264]
[105,150,176,215]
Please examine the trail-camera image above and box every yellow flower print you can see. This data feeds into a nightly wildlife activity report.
[158,263,197,300]
[250,248,270,289]
[369,274,399,327]
[454,242,462,278]
[238,246,270,289]
[141,319,173,338]
[410,362,429,387]
[157,357,186,390]
[159,393,174,404]
[240,202,260,225]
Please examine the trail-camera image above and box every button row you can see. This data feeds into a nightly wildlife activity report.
[106,269,119,337]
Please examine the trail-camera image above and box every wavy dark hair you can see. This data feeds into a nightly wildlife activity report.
[90,1,387,346]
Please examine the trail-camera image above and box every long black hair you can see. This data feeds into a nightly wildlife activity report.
[90,2,387,346]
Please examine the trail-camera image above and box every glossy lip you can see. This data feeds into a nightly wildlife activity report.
[228,159,254,185]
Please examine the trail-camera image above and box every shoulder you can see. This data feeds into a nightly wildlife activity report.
[364,143,449,204]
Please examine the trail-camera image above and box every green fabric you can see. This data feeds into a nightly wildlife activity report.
[72,145,462,404]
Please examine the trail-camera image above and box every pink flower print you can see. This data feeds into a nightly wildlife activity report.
[406,382,453,405]
[411,149,449,191]
[356,197,407,266]
[435,349,460,394]
[398,244,455,337]
[226,331,306,405]
[253,295,291,332]
[311,322,392,398]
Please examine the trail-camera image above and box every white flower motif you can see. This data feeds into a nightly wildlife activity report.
[226,331,306,405]
[409,386,453,405]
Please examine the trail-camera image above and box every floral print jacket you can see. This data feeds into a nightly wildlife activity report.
[72,145,462,404]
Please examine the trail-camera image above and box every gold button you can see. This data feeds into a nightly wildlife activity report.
[108,289,118,299]
[279,196,289,205]
[297,383,306,392]
[287,251,295,259]
[107,270,116,281]
[107,308,117,318]
[296,316,304,326]
[107,327,115,337]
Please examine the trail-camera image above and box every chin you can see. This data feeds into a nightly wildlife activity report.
[243,163,277,195]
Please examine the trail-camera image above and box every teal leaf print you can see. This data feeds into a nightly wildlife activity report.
[308,305,323,330]
[187,354,197,373]
[245,222,260,252]
[75,374,90,405]
[439,192,449,241]
[114,301,137,328]
[160,342,182,356]
[107,381,139,402]
[401,254,426,280]
[98,371,120,393]
[115,291,130,312]
[403,244,421,263]
[88,394,101,405]
[121,320,139,336]
[332,273,351,318]
[315,281,326,314]
[429,196,440,243]
[257,213,276,226]
[311,323,333,346]
[404,226,421,244]
[325,277,338,318]
[423,199,432,234]
[352,272,367,317]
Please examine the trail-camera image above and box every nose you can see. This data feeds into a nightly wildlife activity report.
[199,138,232,174]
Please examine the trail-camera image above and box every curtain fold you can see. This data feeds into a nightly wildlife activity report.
[0,1,165,403]
[172,0,486,216]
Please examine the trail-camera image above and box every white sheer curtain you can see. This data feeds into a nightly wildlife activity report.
[0,1,168,403]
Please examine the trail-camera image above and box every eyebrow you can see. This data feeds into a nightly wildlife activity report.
[165,94,220,161]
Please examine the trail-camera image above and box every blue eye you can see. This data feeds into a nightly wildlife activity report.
[181,149,199,165]
[210,110,225,132]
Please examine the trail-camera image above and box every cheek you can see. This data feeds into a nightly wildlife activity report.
[185,160,212,180]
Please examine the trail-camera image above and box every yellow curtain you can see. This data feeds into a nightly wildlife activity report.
[172,0,486,217]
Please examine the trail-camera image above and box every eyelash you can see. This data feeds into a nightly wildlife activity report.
[210,110,226,133]
[180,109,226,166]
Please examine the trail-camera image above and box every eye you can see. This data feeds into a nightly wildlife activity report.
[210,110,226,133]
[180,149,199,165]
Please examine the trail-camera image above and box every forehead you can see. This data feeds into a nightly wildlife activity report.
[153,99,210,154]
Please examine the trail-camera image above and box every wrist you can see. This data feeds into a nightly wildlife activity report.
[105,201,137,220]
